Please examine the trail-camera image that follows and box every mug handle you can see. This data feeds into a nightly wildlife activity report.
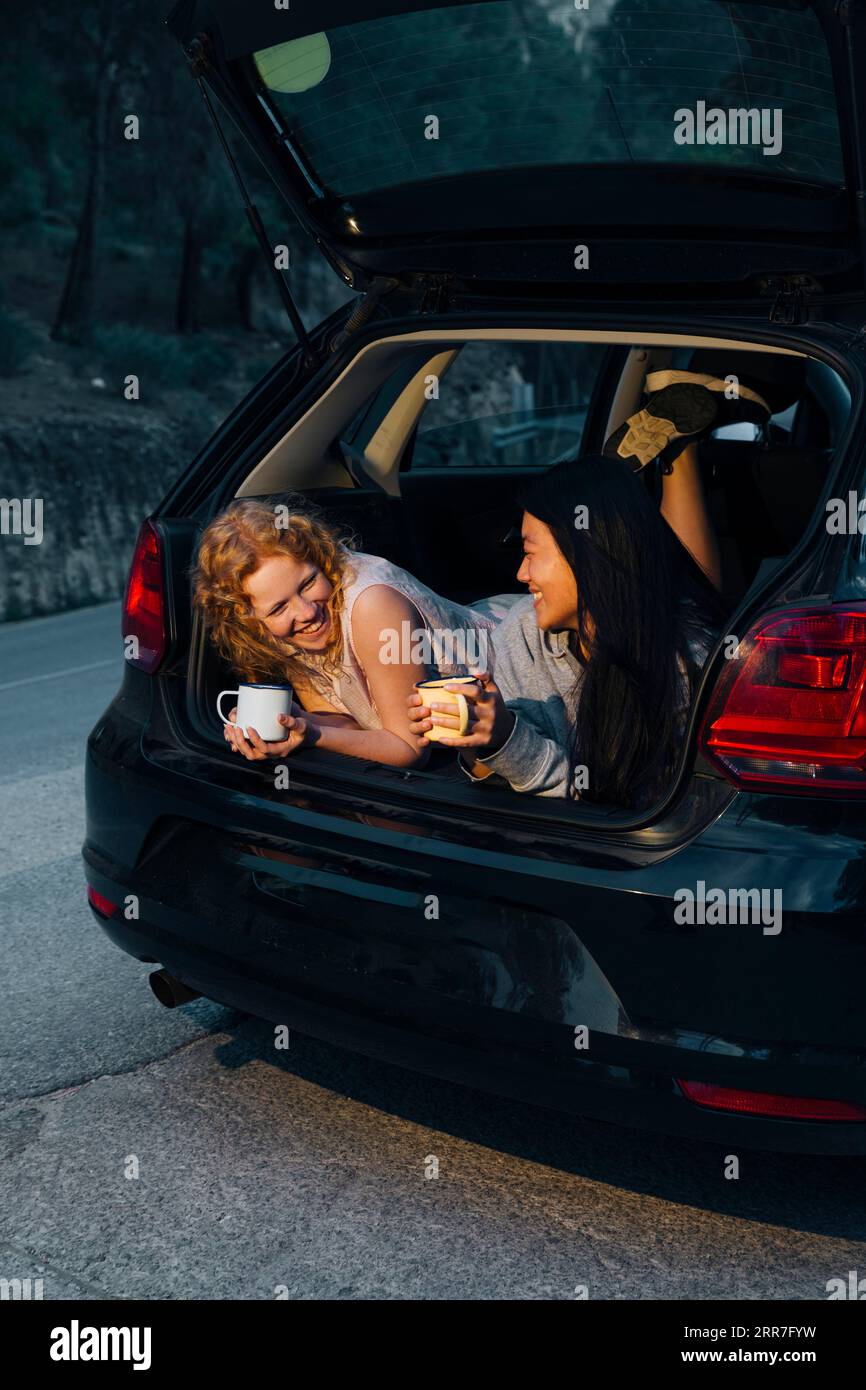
[452,692,470,737]
[428,692,467,745]
[216,690,239,725]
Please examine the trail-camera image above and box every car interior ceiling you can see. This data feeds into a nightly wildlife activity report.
[195,337,848,782]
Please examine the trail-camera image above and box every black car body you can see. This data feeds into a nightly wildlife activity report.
[84,0,866,1153]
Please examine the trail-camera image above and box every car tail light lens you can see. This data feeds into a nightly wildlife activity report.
[677,1079,866,1122]
[699,605,866,793]
[123,520,168,673]
[87,886,118,918]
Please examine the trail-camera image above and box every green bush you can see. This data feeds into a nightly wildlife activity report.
[181,336,229,390]
[88,324,229,392]
[0,310,39,376]
[89,323,181,386]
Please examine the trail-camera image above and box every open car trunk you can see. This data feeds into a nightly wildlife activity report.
[165,0,866,308]
[168,315,858,844]
[157,1,866,830]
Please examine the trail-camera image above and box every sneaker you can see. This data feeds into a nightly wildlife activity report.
[603,370,771,473]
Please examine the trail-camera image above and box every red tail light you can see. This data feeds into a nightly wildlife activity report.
[699,605,866,794]
[677,1079,866,1122]
[87,886,118,919]
[123,520,168,673]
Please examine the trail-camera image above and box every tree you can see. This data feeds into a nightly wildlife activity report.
[48,0,140,341]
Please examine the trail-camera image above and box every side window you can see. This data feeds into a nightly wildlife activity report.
[408,342,608,470]
[712,406,797,444]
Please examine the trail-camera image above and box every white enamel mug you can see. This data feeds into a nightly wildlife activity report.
[216,683,294,742]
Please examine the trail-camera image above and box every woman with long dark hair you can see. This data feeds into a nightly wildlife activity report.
[407,453,727,810]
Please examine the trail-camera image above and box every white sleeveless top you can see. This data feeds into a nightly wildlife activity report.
[294,551,520,730]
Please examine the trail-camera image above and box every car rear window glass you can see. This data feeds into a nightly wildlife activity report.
[251,0,844,195]
[410,340,607,469]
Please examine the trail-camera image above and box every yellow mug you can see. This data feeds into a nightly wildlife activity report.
[415,676,480,742]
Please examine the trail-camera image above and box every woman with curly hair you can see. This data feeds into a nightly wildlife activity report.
[191,495,515,769]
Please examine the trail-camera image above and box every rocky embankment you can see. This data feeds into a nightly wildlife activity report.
[0,404,210,623]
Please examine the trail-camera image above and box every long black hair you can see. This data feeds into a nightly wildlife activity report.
[519,455,727,810]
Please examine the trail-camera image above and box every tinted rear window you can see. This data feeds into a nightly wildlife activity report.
[252,0,844,195]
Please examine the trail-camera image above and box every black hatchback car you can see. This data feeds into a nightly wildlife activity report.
[84,0,866,1154]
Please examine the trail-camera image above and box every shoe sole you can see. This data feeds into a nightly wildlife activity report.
[614,382,718,467]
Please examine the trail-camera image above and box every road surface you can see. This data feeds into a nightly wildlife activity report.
[0,602,864,1299]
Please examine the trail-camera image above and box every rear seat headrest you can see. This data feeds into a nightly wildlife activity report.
[699,439,829,549]
[751,447,829,547]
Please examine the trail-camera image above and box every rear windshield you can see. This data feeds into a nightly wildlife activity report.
[251,0,844,195]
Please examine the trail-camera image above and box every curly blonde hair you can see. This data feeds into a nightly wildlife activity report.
[191,496,355,684]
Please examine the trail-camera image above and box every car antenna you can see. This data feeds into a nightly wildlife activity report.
[192,72,321,370]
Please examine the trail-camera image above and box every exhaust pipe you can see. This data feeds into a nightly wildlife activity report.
[149,968,201,1008]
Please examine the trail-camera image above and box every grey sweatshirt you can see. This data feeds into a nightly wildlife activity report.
[461,595,716,799]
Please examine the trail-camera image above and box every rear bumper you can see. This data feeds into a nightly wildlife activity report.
[83,686,866,1156]
[84,870,866,1154]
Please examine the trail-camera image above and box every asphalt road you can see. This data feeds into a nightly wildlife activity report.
[1,601,865,1300]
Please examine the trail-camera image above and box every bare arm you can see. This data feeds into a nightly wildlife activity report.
[659,442,722,590]
[303,710,360,729]
[289,673,359,728]
[309,585,432,769]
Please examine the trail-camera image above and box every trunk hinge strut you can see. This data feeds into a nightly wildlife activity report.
[770,282,804,326]
[417,274,455,315]
[765,275,816,326]
[188,46,320,369]
[330,270,455,352]
[330,276,401,352]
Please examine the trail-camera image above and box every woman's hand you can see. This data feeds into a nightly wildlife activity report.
[223,707,315,760]
[406,674,515,751]
[406,691,434,748]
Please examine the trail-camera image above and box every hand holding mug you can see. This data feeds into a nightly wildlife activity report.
[408,673,514,750]
[217,682,314,760]
[223,706,312,760]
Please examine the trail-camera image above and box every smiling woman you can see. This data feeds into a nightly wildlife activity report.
[408,454,726,808]
[190,496,515,768]
[244,549,338,652]
[191,499,352,689]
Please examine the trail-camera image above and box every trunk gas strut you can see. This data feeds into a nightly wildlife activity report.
[189,48,322,370]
